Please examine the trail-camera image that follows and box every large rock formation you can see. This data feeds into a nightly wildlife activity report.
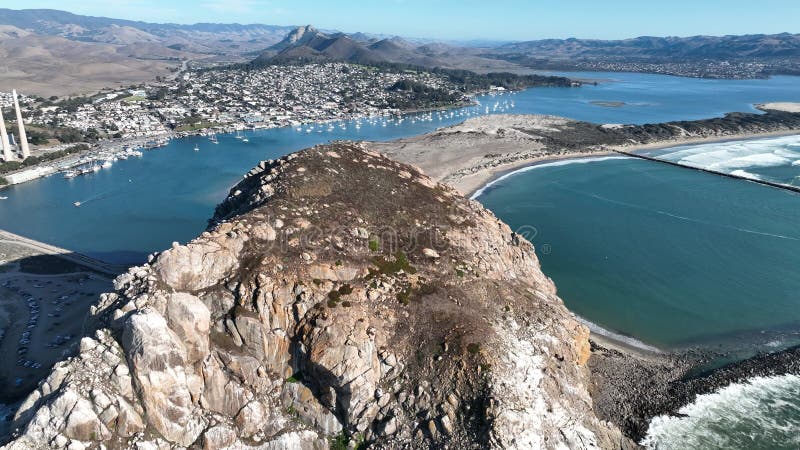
[2,143,632,449]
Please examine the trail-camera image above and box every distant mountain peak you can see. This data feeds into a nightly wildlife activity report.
[254,23,451,68]
[269,24,327,51]
[292,24,318,38]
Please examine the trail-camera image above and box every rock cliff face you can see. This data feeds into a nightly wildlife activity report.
[2,143,631,449]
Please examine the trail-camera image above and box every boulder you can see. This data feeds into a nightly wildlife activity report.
[122,311,206,446]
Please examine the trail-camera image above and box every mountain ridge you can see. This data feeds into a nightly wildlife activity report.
[257,25,438,66]
[491,32,800,61]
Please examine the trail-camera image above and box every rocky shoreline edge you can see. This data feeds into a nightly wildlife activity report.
[589,337,800,443]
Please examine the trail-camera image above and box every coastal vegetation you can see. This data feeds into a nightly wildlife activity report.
[0,144,90,175]
[2,118,90,144]
[386,79,466,109]
[248,57,575,91]
[174,116,217,132]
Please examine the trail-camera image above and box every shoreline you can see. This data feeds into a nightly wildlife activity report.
[589,337,800,443]
[0,97,490,189]
[464,128,800,199]
[612,127,800,154]
[2,84,527,189]
[464,151,617,199]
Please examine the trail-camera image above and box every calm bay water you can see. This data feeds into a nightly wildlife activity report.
[475,156,800,350]
[3,72,800,447]
[474,151,800,450]
[2,72,800,263]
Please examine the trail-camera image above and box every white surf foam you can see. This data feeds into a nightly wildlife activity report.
[729,169,762,180]
[642,374,800,450]
[470,156,627,199]
[658,135,800,177]
[574,316,662,353]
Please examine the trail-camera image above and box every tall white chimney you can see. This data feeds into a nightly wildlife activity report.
[12,90,30,159]
[0,106,12,162]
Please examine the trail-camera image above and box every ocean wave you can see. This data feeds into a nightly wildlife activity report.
[574,316,662,353]
[642,374,800,450]
[659,135,800,175]
[470,156,627,199]
[709,153,791,171]
[729,169,762,180]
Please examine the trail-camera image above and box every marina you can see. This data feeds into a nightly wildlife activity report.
[1,3,799,448]
[3,72,800,264]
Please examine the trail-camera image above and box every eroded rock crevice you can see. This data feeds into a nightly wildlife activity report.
[3,143,634,449]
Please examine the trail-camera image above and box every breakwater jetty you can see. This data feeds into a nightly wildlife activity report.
[613,149,800,195]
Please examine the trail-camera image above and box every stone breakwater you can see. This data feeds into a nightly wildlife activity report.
[375,109,800,195]
[1,143,633,449]
[590,342,800,443]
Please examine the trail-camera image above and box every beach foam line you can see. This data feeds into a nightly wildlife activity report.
[657,134,800,173]
[470,155,627,200]
[729,169,762,180]
[574,315,663,354]
[642,374,800,449]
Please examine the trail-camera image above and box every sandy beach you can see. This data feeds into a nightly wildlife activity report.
[374,112,800,357]
[374,113,800,197]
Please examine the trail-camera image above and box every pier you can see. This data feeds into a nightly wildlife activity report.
[613,149,800,195]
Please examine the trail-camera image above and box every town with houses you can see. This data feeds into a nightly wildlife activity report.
[33,63,469,140]
[540,59,794,80]
[0,63,477,186]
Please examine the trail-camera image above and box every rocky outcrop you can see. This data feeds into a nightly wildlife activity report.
[2,143,633,449]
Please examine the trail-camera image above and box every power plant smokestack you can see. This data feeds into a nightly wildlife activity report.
[0,106,12,162]
[12,89,30,159]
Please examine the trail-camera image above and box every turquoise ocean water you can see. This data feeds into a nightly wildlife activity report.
[3,72,800,448]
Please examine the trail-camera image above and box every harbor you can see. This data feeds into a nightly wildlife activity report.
[0,94,515,187]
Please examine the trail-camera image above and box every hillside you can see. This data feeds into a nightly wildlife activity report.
[255,25,442,67]
[0,8,294,54]
[2,143,632,449]
[253,25,520,72]
[483,33,800,78]
[0,27,183,97]
[0,8,297,96]
[0,10,523,96]
[494,33,800,60]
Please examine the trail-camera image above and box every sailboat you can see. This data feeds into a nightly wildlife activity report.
[209,133,219,144]
[194,144,200,151]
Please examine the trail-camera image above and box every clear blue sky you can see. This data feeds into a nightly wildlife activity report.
[7,0,800,41]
